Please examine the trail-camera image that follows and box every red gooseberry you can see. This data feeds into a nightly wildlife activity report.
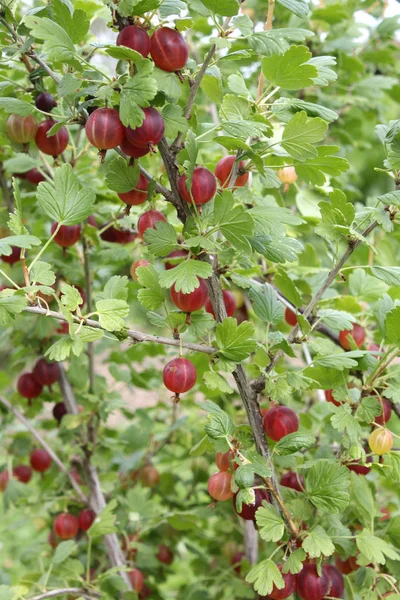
[48,530,58,548]
[128,568,144,593]
[100,225,135,244]
[33,359,60,387]
[85,108,124,150]
[280,471,304,492]
[346,455,371,476]
[117,25,151,58]
[263,406,299,442]
[231,551,245,575]
[137,209,166,239]
[139,464,160,487]
[0,471,9,492]
[53,402,68,423]
[205,290,236,318]
[1,246,20,265]
[296,563,329,600]
[262,565,296,600]
[216,450,234,472]
[25,168,45,185]
[170,278,209,312]
[118,174,149,206]
[35,92,57,112]
[13,465,32,484]
[51,223,81,248]
[120,136,150,158]
[156,544,174,565]
[369,427,393,455]
[165,249,189,269]
[335,555,358,574]
[323,565,344,599]
[150,27,188,72]
[130,259,150,281]
[339,324,366,350]
[325,389,340,407]
[53,513,79,540]
[30,448,52,472]
[78,509,96,531]
[208,471,233,501]
[125,107,165,149]
[215,155,249,189]
[375,397,391,426]
[7,114,38,144]
[35,120,69,156]
[163,357,197,394]
[233,488,270,521]
[284,307,298,326]
[178,166,217,206]
[17,373,43,399]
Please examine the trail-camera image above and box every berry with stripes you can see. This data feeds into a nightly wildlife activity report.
[85,108,124,150]
[215,156,249,188]
[7,114,38,143]
[137,210,166,238]
[118,174,149,206]
[205,290,236,318]
[53,513,79,540]
[125,107,165,149]
[163,357,197,394]
[208,471,233,501]
[35,92,57,112]
[323,565,344,599]
[33,359,60,387]
[35,120,69,156]
[30,448,52,472]
[263,406,299,442]
[17,373,43,399]
[178,166,217,206]
[117,25,151,58]
[120,136,150,158]
[51,223,81,248]
[296,563,329,600]
[150,27,188,72]
[170,279,209,312]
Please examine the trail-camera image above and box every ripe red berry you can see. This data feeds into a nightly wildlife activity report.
[296,563,329,600]
[120,136,150,158]
[265,565,296,600]
[125,107,165,149]
[78,509,96,531]
[208,471,233,501]
[118,174,149,206]
[33,359,60,387]
[205,290,236,318]
[215,156,249,189]
[156,544,174,565]
[130,259,150,281]
[231,551,245,575]
[100,225,135,245]
[178,166,217,206]
[17,373,43,399]
[216,450,234,472]
[375,397,391,426]
[85,108,124,150]
[0,471,9,492]
[13,465,32,484]
[263,406,299,442]
[280,471,304,492]
[117,25,151,57]
[323,564,344,599]
[137,210,166,238]
[163,357,197,394]
[1,245,20,265]
[30,448,52,472]
[7,114,38,143]
[53,513,79,540]
[139,464,160,488]
[284,307,298,326]
[170,279,209,312]
[339,324,366,350]
[150,27,188,72]
[165,249,189,269]
[346,457,371,476]
[128,568,144,593]
[35,120,69,156]
[35,92,57,112]
[25,168,45,185]
[48,530,58,548]
[51,222,81,248]
[335,555,358,574]
[53,402,68,423]
[324,389,340,407]
[233,488,270,521]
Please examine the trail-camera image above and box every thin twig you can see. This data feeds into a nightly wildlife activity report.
[28,589,99,600]
[82,236,95,392]
[22,305,216,354]
[256,0,275,100]
[0,393,88,503]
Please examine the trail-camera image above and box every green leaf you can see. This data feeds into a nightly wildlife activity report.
[246,559,284,596]
[144,222,178,257]
[274,270,302,307]
[318,309,355,332]
[248,284,284,325]
[58,73,81,98]
[262,46,317,90]
[119,62,157,129]
[137,265,165,310]
[275,433,316,456]
[159,259,212,294]
[37,164,95,225]
[377,190,400,207]
[308,55,337,86]
[212,191,254,252]
[118,0,162,17]
[294,146,349,185]
[303,526,335,558]
[0,98,35,116]
[385,307,400,344]
[202,73,223,103]
[216,318,257,362]
[88,500,117,539]
[53,540,77,565]
[313,351,364,370]
[45,338,74,361]
[316,189,356,242]
[52,0,89,44]
[371,266,400,286]
[248,28,314,57]
[99,276,129,302]
[0,235,41,256]
[281,111,328,160]
[24,16,76,63]
[105,158,140,194]
[60,284,82,312]
[282,548,306,574]
[201,0,239,16]
[384,452,400,484]
[31,262,56,286]
[95,299,129,332]
[331,405,362,442]
[256,503,285,542]
[204,411,235,439]
[349,269,386,303]
[4,153,38,173]
[356,531,400,564]
[234,465,256,489]
[162,104,189,139]
[350,474,376,527]
[221,120,270,139]
[277,0,310,18]
[0,290,27,325]
[305,461,350,514]
[203,371,234,394]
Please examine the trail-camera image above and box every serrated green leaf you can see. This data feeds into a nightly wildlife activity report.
[249,284,284,325]
[294,146,349,185]
[0,235,41,256]
[201,0,239,16]
[88,500,117,539]
[281,111,328,160]
[95,299,129,331]
[216,318,257,362]
[262,46,317,90]
[282,548,306,574]
[137,265,165,310]
[356,530,400,564]
[275,433,316,456]
[119,62,157,129]
[256,503,285,542]
[105,158,140,194]
[248,28,313,57]
[53,540,77,564]
[203,371,234,394]
[144,222,178,257]
[305,461,350,514]
[159,259,212,294]
[24,16,76,63]
[246,559,284,596]
[213,191,254,252]
[162,104,189,139]
[277,0,310,18]
[385,306,400,344]
[303,526,335,558]
[30,262,56,286]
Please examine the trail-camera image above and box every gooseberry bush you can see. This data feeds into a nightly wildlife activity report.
[1,0,400,599]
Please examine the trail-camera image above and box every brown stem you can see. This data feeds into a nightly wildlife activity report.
[256,0,275,100]
[244,520,259,564]
[157,138,190,222]
[82,235,95,392]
